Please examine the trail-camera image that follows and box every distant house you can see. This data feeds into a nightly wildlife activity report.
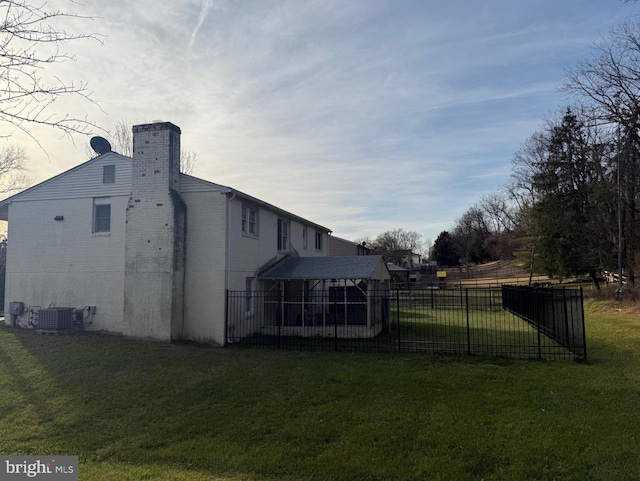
[396,250,422,268]
[386,262,410,289]
[328,235,370,256]
[0,121,386,344]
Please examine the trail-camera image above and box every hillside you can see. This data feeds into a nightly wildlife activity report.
[442,259,549,287]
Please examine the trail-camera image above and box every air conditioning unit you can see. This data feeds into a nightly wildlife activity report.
[38,308,75,330]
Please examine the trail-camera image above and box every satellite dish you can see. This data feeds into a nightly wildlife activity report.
[90,136,112,155]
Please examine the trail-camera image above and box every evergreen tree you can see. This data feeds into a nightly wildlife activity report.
[521,109,615,288]
[431,231,460,266]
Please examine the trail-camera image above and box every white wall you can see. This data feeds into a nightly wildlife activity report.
[181,186,227,344]
[227,196,328,290]
[179,184,331,345]
[3,161,332,345]
[5,196,128,331]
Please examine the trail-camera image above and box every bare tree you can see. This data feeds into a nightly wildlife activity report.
[1,0,102,143]
[370,228,425,265]
[508,131,550,212]
[108,120,134,156]
[451,206,493,264]
[89,120,198,175]
[179,149,198,176]
[352,236,373,248]
[479,192,518,234]
[0,143,31,193]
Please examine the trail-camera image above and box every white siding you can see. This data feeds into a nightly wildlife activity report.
[180,175,227,194]
[9,153,132,203]
[228,196,328,290]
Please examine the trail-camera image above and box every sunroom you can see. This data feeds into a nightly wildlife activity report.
[227,255,391,342]
[259,255,391,338]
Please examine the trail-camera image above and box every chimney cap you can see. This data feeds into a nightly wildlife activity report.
[133,122,181,135]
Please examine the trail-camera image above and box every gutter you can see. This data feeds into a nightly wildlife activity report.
[224,191,236,346]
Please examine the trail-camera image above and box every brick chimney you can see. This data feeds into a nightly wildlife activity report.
[123,122,186,340]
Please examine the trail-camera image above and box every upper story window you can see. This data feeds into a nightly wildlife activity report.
[93,197,111,233]
[242,205,258,236]
[277,218,289,251]
[103,165,115,184]
[315,230,323,251]
[302,226,308,250]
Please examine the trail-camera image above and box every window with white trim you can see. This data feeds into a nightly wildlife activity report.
[242,205,259,236]
[93,197,111,233]
[277,218,289,251]
[303,226,308,250]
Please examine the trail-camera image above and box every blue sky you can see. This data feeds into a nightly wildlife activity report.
[4,0,637,244]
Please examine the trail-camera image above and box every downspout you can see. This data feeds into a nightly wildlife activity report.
[225,192,236,345]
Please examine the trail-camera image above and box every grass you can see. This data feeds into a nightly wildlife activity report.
[0,300,639,480]
[233,306,558,359]
[236,288,580,360]
[396,306,572,358]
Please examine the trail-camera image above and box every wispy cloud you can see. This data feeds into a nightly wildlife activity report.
[6,0,638,243]
[188,0,215,53]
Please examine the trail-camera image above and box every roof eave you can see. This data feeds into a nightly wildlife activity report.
[225,189,332,234]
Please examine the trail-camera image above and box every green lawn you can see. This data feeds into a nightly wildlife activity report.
[0,299,638,480]
[237,303,579,360]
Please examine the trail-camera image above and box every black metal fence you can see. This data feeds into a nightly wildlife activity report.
[226,287,586,361]
[502,285,586,360]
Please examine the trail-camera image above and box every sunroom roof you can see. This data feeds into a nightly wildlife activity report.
[259,255,389,281]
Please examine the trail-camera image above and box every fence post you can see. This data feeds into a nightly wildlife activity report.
[224,290,229,347]
[580,287,587,361]
[563,288,570,351]
[396,289,401,353]
[465,289,471,355]
[551,288,557,346]
[535,288,541,359]
[334,290,338,352]
[278,285,282,349]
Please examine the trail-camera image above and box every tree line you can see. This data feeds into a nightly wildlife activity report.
[433,17,640,291]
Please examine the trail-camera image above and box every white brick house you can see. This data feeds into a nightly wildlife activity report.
[0,122,333,344]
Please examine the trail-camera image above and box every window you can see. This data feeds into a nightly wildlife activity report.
[315,231,323,251]
[241,205,258,236]
[103,165,115,184]
[93,197,111,233]
[277,218,289,251]
[302,226,308,250]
